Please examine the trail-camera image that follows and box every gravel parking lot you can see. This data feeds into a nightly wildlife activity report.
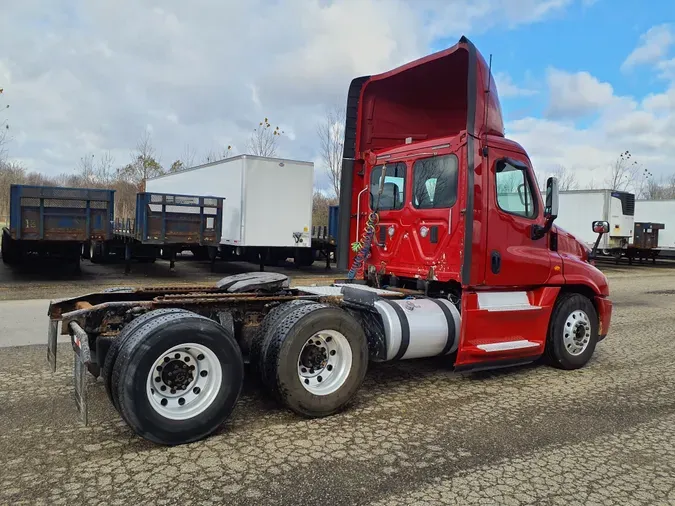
[0,261,674,505]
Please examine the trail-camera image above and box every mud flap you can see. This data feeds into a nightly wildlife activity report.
[69,322,91,425]
[47,320,58,373]
[73,351,88,425]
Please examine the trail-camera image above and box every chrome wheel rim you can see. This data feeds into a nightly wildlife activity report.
[146,343,222,420]
[563,310,592,356]
[297,330,352,396]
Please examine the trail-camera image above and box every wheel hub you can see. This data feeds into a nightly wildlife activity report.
[146,343,223,421]
[300,344,327,370]
[563,310,592,357]
[297,330,352,396]
[161,360,193,390]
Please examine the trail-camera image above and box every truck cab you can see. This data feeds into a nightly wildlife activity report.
[337,36,612,370]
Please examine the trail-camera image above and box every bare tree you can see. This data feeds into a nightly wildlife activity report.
[248,117,284,157]
[120,131,164,189]
[605,151,640,191]
[317,104,345,198]
[0,87,10,162]
[181,144,197,168]
[77,154,96,183]
[644,174,675,200]
[312,190,338,227]
[550,165,578,191]
[202,145,232,164]
[96,151,115,185]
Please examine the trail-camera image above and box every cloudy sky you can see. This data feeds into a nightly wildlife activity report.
[1,0,674,191]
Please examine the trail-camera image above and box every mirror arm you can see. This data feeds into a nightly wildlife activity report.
[589,231,605,260]
[531,215,556,240]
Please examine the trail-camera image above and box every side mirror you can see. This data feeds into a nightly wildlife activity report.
[592,220,610,234]
[544,177,559,219]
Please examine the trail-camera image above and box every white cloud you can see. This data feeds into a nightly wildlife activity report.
[509,75,675,190]
[545,68,615,119]
[494,72,538,98]
[622,24,674,71]
[0,0,583,182]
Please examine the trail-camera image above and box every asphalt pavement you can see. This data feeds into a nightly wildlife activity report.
[0,266,674,505]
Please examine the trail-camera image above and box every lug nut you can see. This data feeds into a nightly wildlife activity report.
[189,365,195,371]
[160,385,166,391]
[164,357,170,363]
[178,398,185,406]
[155,377,161,382]
[317,376,322,382]
[327,365,333,371]
[174,353,181,359]
[170,389,176,394]
[193,387,201,394]
[326,336,332,342]
[161,399,168,406]
[200,370,208,377]
[197,354,205,360]
[184,356,190,362]
[330,350,336,356]
[304,379,309,385]
[156,366,162,372]
[301,368,307,373]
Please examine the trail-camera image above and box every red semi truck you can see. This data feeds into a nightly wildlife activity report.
[47,37,612,445]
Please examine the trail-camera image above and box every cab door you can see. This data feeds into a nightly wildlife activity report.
[484,151,551,286]
[453,148,560,370]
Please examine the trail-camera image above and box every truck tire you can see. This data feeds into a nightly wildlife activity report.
[249,299,315,379]
[294,248,314,268]
[545,293,599,370]
[261,304,368,418]
[102,308,193,410]
[90,241,106,264]
[1,230,19,265]
[111,311,244,445]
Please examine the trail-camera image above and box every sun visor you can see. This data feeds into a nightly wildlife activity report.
[357,36,504,155]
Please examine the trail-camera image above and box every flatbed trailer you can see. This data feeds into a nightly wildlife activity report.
[84,192,223,273]
[2,185,114,270]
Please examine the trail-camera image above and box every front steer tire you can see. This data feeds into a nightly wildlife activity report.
[545,292,599,370]
[261,304,368,418]
[111,310,244,445]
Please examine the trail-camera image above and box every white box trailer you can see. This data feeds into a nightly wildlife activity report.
[555,190,635,253]
[146,155,314,250]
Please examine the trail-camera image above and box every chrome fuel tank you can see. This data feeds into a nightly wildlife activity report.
[373,298,460,361]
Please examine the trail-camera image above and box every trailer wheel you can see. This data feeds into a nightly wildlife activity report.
[1,229,19,264]
[545,293,599,370]
[90,241,106,263]
[249,299,315,379]
[262,304,368,417]
[112,311,244,445]
[102,308,194,410]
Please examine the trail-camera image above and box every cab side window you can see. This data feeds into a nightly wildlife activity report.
[412,155,459,209]
[370,162,406,211]
[495,160,537,219]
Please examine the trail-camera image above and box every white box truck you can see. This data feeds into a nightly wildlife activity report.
[146,155,319,266]
[556,190,635,256]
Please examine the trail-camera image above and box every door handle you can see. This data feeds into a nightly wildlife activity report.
[491,250,501,274]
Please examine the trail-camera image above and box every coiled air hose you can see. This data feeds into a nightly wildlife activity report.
[347,166,387,280]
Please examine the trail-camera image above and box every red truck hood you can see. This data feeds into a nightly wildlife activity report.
[553,225,590,260]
